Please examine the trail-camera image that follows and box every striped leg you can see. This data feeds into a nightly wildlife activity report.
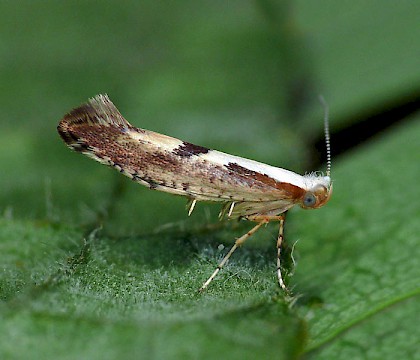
[199,220,267,292]
[276,213,288,292]
[247,213,289,292]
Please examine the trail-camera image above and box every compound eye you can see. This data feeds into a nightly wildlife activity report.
[303,192,317,207]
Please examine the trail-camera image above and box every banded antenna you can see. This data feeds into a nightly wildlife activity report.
[319,96,332,177]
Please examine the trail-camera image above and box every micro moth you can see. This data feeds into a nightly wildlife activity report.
[57,95,332,292]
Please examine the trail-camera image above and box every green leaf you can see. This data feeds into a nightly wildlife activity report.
[1,1,419,359]
[296,115,420,358]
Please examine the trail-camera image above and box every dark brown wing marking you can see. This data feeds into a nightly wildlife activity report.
[225,162,305,199]
[172,142,210,157]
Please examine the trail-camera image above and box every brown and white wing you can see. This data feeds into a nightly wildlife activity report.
[57,95,306,217]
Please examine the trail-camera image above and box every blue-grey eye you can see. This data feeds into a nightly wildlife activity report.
[303,192,316,207]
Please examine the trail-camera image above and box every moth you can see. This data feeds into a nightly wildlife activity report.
[57,94,332,292]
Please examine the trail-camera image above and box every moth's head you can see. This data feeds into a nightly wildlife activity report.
[300,176,332,209]
[299,95,333,210]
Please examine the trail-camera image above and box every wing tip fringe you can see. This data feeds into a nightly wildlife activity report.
[57,94,132,146]
[58,94,130,129]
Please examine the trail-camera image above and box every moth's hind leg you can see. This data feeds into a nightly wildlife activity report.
[275,214,288,292]
[198,220,267,292]
[247,213,289,293]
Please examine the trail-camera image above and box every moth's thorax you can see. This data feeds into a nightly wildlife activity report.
[299,175,332,209]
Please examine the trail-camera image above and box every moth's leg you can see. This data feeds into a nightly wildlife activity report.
[276,213,288,292]
[247,213,288,292]
[187,199,197,216]
[199,220,267,292]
